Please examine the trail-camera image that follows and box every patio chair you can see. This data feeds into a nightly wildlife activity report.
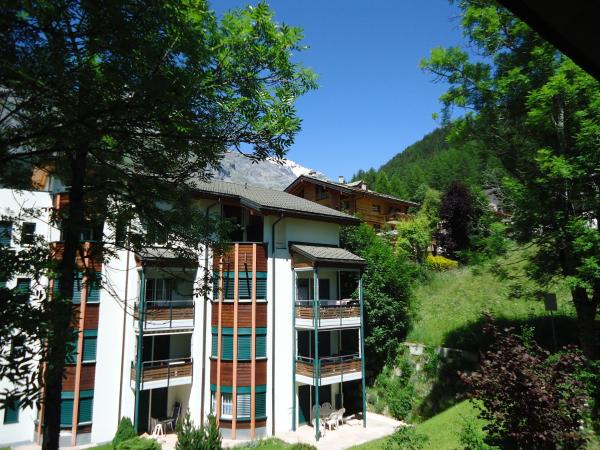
[160,402,181,432]
[325,411,339,431]
[320,402,333,417]
[336,408,346,427]
[311,405,327,435]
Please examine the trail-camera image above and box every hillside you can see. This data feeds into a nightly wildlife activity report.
[353,127,506,201]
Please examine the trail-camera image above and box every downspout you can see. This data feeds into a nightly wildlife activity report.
[117,235,131,426]
[271,213,284,436]
[134,267,146,432]
[200,201,219,425]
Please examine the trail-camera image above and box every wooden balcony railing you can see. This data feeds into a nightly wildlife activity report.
[295,300,360,324]
[134,300,194,329]
[131,357,193,384]
[296,354,362,379]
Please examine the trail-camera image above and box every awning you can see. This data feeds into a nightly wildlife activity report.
[136,247,199,268]
[291,244,366,268]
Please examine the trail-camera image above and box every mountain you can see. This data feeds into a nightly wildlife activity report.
[353,127,506,201]
[210,151,325,190]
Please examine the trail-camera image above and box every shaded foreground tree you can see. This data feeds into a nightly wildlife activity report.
[0,1,316,448]
[436,181,477,260]
[463,318,588,449]
[421,0,600,357]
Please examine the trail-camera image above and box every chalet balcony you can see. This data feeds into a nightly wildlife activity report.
[130,357,193,390]
[295,300,361,329]
[134,300,195,331]
[295,354,363,386]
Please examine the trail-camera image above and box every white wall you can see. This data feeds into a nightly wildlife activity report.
[0,189,54,445]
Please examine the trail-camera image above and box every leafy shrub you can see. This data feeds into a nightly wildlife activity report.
[383,426,428,450]
[176,412,222,450]
[422,346,440,379]
[290,444,316,450]
[456,417,497,450]
[462,318,588,449]
[116,437,161,450]
[112,417,136,449]
[374,350,416,420]
[425,254,458,271]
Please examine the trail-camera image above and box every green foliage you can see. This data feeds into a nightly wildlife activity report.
[425,255,459,271]
[176,413,222,450]
[116,437,161,450]
[341,223,416,372]
[112,417,136,449]
[383,426,429,450]
[421,0,600,357]
[396,189,440,264]
[372,350,416,420]
[455,417,498,450]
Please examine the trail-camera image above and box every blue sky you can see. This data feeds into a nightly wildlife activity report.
[215,1,467,180]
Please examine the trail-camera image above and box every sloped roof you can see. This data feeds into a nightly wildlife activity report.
[136,247,199,267]
[285,175,419,207]
[291,244,366,267]
[190,180,360,225]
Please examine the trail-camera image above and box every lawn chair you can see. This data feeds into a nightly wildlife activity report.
[336,407,346,427]
[160,401,181,432]
[311,405,327,435]
[325,411,339,431]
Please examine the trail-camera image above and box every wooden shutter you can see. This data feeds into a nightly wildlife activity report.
[60,397,73,427]
[256,334,266,358]
[256,273,267,300]
[255,392,266,418]
[0,221,12,247]
[83,331,97,362]
[237,335,251,360]
[221,335,233,360]
[86,272,102,303]
[211,333,218,357]
[78,392,94,424]
[72,273,82,304]
[3,398,19,424]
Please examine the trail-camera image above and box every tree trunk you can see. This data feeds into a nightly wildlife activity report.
[42,148,88,450]
[572,286,599,359]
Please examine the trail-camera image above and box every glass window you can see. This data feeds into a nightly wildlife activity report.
[316,185,328,200]
[371,204,381,213]
[3,398,19,424]
[221,393,232,418]
[21,222,36,245]
[237,394,251,419]
[15,278,30,302]
[0,221,12,247]
[211,392,216,415]
[11,335,26,359]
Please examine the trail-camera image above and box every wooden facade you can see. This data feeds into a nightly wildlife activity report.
[285,176,416,230]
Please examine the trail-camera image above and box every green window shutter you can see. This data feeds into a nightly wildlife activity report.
[221,335,233,360]
[60,398,74,427]
[78,394,94,424]
[255,392,266,418]
[256,334,266,358]
[72,274,82,304]
[82,333,97,363]
[223,274,234,300]
[86,273,101,303]
[0,221,12,247]
[256,274,267,300]
[3,398,19,424]
[238,335,251,360]
[0,280,6,288]
[16,278,31,302]
[211,334,217,357]
[238,276,251,300]
[65,337,78,364]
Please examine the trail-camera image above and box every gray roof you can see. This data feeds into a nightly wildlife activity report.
[285,175,419,207]
[291,244,366,267]
[190,180,360,224]
[137,247,199,266]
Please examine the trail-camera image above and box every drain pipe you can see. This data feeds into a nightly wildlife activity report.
[271,213,284,436]
[200,201,219,425]
[117,240,131,426]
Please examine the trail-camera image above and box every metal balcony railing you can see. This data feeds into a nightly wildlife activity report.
[296,353,362,379]
[134,300,194,329]
[131,357,193,385]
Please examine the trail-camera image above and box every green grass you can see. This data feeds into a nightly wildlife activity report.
[92,444,113,450]
[234,437,315,449]
[350,400,481,450]
[406,248,577,351]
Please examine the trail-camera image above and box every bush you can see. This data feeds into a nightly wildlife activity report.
[384,426,428,450]
[456,417,497,450]
[374,350,416,420]
[176,412,222,450]
[116,437,161,450]
[112,417,137,449]
[425,254,458,271]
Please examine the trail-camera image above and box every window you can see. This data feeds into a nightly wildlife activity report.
[211,392,217,415]
[296,278,329,300]
[220,272,267,300]
[212,329,266,360]
[146,278,172,306]
[316,185,328,200]
[3,398,19,424]
[341,200,350,211]
[237,394,251,419]
[0,221,12,247]
[82,330,97,363]
[60,391,94,427]
[11,335,26,359]
[221,393,232,418]
[371,204,381,213]
[15,278,30,302]
[67,272,101,304]
[21,222,36,245]
[79,224,103,242]
[255,391,266,418]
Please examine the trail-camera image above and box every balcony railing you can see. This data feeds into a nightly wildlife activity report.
[134,300,194,329]
[295,300,360,327]
[296,354,362,379]
[131,357,193,385]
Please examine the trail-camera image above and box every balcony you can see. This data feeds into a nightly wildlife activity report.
[296,354,362,386]
[295,300,361,329]
[131,357,193,390]
[134,300,194,331]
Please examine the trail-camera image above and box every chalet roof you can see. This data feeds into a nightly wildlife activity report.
[190,180,360,225]
[136,247,199,267]
[291,244,366,267]
[285,175,419,207]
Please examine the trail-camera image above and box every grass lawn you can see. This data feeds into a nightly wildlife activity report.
[406,248,578,351]
[350,400,480,450]
[234,437,314,449]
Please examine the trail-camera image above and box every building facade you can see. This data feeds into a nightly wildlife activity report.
[0,180,367,446]
[285,175,418,230]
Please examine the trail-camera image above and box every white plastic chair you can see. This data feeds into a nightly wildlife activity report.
[325,411,338,431]
[337,407,346,427]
